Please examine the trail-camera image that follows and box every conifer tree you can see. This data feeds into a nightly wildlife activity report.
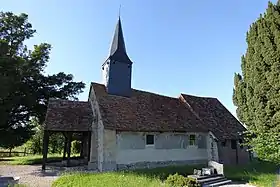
[233,1,280,163]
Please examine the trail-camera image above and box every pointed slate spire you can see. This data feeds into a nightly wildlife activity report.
[109,17,132,64]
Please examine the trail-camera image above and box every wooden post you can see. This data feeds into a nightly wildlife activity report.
[87,131,91,162]
[235,140,239,165]
[80,140,85,158]
[42,130,49,170]
[9,148,12,157]
[66,132,72,167]
[63,135,67,160]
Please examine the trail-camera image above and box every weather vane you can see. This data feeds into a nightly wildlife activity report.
[119,3,121,17]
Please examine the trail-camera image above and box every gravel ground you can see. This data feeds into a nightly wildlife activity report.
[0,165,60,187]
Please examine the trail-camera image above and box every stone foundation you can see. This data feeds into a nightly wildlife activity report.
[103,161,117,171]
[88,161,98,170]
[117,159,207,170]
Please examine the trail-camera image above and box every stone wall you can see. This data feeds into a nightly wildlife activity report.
[88,87,101,170]
[117,160,207,170]
[102,129,117,171]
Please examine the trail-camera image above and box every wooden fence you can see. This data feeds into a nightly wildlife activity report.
[0,148,34,157]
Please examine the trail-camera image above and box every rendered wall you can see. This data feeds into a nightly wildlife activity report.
[116,132,208,169]
[88,87,102,170]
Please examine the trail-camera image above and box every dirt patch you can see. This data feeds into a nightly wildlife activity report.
[0,165,60,187]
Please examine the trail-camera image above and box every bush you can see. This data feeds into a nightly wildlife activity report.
[165,173,200,187]
[71,140,81,154]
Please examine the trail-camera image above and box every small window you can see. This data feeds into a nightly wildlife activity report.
[146,135,154,145]
[221,140,227,147]
[231,140,237,149]
[189,134,196,146]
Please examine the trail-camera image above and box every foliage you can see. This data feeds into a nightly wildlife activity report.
[0,11,85,148]
[0,125,34,151]
[71,140,81,154]
[165,173,200,187]
[233,1,280,163]
[24,119,65,154]
[225,160,279,187]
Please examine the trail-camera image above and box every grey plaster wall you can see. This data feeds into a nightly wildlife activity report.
[116,132,208,165]
[117,132,207,150]
[117,132,145,149]
[155,133,189,149]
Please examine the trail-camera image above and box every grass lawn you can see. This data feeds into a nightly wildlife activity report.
[52,161,279,187]
[225,160,279,187]
[0,154,63,165]
[52,164,204,187]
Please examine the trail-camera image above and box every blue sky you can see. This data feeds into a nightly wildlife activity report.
[2,0,276,116]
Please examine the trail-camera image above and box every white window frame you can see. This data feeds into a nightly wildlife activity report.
[189,134,196,146]
[145,134,155,147]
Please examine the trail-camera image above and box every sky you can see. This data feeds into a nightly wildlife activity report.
[1,0,277,116]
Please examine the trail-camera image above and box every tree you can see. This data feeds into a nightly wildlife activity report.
[25,119,65,154]
[233,1,280,163]
[0,12,85,147]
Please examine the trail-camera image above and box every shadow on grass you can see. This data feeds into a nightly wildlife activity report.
[224,160,279,184]
[126,160,278,184]
[0,155,62,165]
[0,155,85,165]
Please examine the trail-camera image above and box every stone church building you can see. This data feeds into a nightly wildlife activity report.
[43,17,250,171]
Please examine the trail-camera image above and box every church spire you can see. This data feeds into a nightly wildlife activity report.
[109,17,132,64]
[102,15,133,97]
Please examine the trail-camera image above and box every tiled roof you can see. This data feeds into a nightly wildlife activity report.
[44,99,93,132]
[181,94,246,139]
[44,82,246,139]
[91,83,208,133]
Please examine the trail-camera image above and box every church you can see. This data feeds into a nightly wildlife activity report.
[42,17,250,171]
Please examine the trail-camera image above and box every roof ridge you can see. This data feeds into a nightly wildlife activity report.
[91,82,179,100]
[91,82,218,100]
[179,95,202,120]
[181,93,218,100]
[48,98,88,103]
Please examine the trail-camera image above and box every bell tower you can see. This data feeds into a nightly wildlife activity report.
[102,17,133,97]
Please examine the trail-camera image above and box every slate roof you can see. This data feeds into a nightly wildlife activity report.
[44,98,93,132]
[91,83,208,133]
[180,94,246,139]
[108,17,132,64]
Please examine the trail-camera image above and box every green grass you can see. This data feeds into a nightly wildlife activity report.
[52,172,164,187]
[0,154,63,165]
[224,160,279,187]
[52,164,204,187]
[52,161,279,187]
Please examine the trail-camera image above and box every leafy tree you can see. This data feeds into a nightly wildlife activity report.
[233,1,280,163]
[25,119,64,154]
[0,12,85,147]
